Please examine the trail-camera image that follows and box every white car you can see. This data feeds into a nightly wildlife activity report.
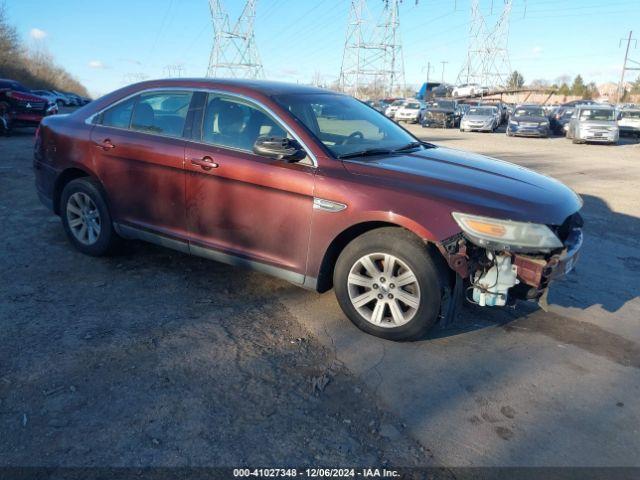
[384,99,406,119]
[618,109,640,138]
[453,83,481,97]
[566,105,619,144]
[394,100,425,123]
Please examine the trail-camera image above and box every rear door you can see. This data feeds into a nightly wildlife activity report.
[184,92,316,279]
[90,90,194,242]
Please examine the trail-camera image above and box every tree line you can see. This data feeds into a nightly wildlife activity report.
[0,4,88,96]
[507,70,640,100]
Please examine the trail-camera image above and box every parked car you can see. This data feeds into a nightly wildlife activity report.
[566,105,619,144]
[460,106,499,132]
[479,101,507,124]
[421,99,460,128]
[30,89,58,105]
[64,92,83,106]
[550,107,575,135]
[34,79,583,341]
[51,90,73,106]
[506,104,551,138]
[365,99,387,113]
[384,99,405,119]
[452,83,481,97]
[394,100,425,123]
[0,79,57,134]
[618,108,640,138]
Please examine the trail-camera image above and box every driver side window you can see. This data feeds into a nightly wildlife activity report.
[200,94,288,152]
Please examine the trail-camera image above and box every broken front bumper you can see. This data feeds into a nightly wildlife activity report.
[438,227,583,303]
[513,228,583,289]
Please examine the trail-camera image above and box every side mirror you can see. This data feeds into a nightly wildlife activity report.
[253,135,306,162]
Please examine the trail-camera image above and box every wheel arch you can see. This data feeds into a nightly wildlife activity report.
[53,167,99,215]
[314,220,447,293]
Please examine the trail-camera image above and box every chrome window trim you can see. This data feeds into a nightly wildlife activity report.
[84,86,318,168]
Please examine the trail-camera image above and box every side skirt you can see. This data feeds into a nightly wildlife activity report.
[114,222,318,290]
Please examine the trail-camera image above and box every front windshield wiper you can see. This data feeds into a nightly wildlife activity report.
[393,141,424,152]
[337,148,392,159]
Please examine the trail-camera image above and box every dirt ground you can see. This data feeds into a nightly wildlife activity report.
[0,130,429,468]
[1,119,639,468]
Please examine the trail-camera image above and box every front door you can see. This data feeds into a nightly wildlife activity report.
[184,93,316,280]
[90,90,194,240]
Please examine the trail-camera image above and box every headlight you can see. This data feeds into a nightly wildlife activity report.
[510,120,519,125]
[452,212,563,252]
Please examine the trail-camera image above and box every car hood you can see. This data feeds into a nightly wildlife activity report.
[512,116,548,123]
[619,117,640,125]
[463,115,493,122]
[342,146,582,226]
[426,108,455,114]
[580,120,618,128]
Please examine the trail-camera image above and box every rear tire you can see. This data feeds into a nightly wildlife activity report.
[333,228,443,341]
[60,178,121,256]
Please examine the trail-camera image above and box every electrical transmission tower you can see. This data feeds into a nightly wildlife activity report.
[339,0,406,98]
[206,0,264,79]
[456,0,513,90]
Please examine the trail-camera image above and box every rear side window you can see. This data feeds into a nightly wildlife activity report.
[130,91,193,138]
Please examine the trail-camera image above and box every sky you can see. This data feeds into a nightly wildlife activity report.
[5,0,640,98]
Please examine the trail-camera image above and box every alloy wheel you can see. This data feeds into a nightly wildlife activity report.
[347,252,421,328]
[66,192,101,245]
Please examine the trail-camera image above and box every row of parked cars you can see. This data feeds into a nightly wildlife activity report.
[369,96,639,145]
[0,78,91,135]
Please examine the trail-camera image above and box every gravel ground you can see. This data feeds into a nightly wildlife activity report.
[0,130,430,468]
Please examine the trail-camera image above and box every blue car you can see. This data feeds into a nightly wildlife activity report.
[507,105,551,138]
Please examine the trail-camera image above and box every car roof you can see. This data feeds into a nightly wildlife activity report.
[127,78,333,96]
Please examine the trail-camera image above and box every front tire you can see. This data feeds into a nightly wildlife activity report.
[60,178,120,256]
[333,228,443,341]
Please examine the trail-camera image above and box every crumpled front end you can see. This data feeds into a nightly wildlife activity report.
[437,212,583,307]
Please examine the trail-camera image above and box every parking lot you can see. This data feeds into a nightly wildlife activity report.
[1,124,639,467]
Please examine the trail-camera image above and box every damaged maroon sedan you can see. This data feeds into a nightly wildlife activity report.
[33,79,583,341]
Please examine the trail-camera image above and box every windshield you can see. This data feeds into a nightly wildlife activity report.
[514,107,545,117]
[621,110,640,119]
[430,101,455,109]
[391,100,404,106]
[273,93,419,158]
[403,102,421,109]
[467,107,494,116]
[579,109,615,121]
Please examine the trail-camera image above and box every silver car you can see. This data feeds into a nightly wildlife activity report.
[566,105,619,144]
[460,106,499,132]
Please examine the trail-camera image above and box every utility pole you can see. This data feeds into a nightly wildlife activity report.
[617,30,639,103]
[206,0,264,79]
[440,61,448,82]
[423,60,434,83]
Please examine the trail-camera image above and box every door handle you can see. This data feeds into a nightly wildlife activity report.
[95,138,116,150]
[190,156,219,171]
